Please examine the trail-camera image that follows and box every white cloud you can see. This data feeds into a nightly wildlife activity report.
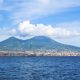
[0,27,17,41]
[12,0,80,19]
[0,0,80,25]
[0,20,80,42]
[1,0,79,24]
[17,20,80,39]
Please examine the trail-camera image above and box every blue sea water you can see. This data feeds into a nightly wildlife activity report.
[0,56,80,80]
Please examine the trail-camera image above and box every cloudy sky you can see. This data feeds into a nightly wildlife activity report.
[0,0,80,47]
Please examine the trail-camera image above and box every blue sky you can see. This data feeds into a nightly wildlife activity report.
[0,0,80,47]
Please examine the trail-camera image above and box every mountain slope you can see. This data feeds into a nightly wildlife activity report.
[0,36,80,52]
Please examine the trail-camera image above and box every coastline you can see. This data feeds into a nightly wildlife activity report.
[0,51,80,56]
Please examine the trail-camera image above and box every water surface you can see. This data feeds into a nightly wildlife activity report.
[0,56,80,80]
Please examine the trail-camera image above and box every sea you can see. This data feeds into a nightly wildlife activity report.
[0,56,80,80]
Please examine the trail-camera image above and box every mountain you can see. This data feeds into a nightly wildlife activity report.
[0,36,80,52]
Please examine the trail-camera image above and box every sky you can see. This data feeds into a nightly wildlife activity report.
[0,0,80,47]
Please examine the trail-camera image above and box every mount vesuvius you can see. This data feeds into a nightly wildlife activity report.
[0,36,80,53]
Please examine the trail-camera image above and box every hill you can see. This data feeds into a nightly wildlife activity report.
[0,36,80,53]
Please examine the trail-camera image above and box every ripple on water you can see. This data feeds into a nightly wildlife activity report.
[0,56,80,80]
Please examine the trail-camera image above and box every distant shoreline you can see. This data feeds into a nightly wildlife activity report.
[0,51,80,56]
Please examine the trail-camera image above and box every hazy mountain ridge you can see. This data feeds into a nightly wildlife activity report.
[0,36,80,53]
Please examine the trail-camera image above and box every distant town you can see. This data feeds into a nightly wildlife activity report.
[0,50,80,56]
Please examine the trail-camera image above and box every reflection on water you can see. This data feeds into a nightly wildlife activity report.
[0,56,80,80]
